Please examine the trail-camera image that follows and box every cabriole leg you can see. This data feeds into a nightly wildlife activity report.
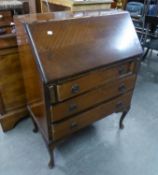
[119,110,129,129]
[48,145,55,169]
[31,117,38,133]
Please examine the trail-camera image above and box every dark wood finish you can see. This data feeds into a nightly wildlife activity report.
[0,11,12,26]
[52,75,136,121]
[53,92,132,141]
[26,12,142,82]
[0,107,28,131]
[119,110,129,129]
[0,90,5,114]
[56,61,135,101]
[0,35,17,49]
[0,49,25,111]
[14,10,142,168]
[0,11,27,132]
[35,0,42,12]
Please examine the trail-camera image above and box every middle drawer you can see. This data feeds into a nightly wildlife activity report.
[51,75,136,122]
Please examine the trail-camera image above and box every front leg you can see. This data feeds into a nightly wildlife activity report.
[48,144,55,169]
[119,110,129,129]
[31,117,38,133]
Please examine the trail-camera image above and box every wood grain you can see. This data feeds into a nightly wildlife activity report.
[0,48,26,112]
[52,75,136,122]
[14,11,142,167]
[25,12,142,83]
[0,90,5,114]
[52,92,132,141]
[0,11,27,132]
[0,107,28,132]
[56,61,135,101]
[0,11,12,26]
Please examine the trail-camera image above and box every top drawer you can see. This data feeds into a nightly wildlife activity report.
[52,60,137,102]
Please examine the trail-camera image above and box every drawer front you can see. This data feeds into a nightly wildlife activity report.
[55,61,136,102]
[52,75,136,122]
[0,36,17,49]
[52,92,132,141]
[0,11,12,26]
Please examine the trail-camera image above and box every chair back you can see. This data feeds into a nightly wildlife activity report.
[126,2,144,17]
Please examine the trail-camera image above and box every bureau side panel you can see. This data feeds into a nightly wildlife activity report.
[18,44,49,140]
[14,17,50,140]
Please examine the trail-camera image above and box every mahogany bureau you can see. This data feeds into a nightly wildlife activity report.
[14,10,142,168]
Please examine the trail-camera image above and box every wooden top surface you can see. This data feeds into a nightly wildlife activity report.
[24,11,142,83]
[43,0,113,7]
[45,0,113,11]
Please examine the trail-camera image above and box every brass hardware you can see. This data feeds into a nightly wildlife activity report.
[0,28,6,35]
[71,84,80,94]
[115,101,124,112]
[118,84,126,94]
[48,85,56,103]
[118,66,127,75]
[69,103,77,112]
[70,121,78,129]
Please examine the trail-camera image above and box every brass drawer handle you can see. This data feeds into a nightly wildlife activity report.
[0,28,6,35]
[70,121,78,129]
[118,66,127,75]
[69,103,77,112]
[71,84,80,94]
[0,14,4,19]
[118,84,126,94]
[115,102,124,112]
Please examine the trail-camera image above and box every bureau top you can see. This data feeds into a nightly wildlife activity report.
[24,10,142,83]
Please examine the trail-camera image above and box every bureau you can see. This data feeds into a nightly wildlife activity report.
[14,10,142,168]
[0,10,28,131]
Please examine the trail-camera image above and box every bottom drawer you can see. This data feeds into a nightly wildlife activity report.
[52,92,132,141]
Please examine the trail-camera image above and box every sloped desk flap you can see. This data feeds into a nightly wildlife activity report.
[24,11,142,83]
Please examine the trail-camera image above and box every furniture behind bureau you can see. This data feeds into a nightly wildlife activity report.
[14,10,142,168]
[40,0,113,13]
[0,10,28,131]
[0,0,38,131]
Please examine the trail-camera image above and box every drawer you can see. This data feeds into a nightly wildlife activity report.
[0,11,12,26]
[0,35,17,49]
[55,61,136,102]
[52,92,132,141]
[51,75,136,122]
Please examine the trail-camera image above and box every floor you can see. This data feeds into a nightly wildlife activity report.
[0,52,158,175]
